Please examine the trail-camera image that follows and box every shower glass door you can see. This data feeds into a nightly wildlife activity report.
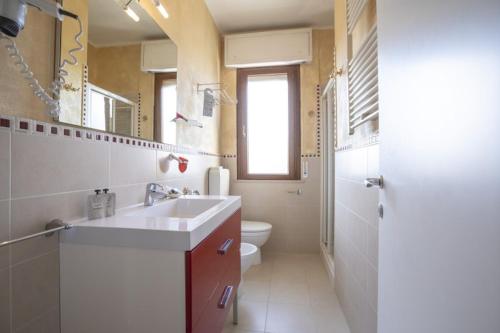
[320,79,336,257]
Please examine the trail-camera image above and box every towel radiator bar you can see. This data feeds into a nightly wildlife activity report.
[0,219,72,248]
[347,0,368,34]
[348,25,379,134]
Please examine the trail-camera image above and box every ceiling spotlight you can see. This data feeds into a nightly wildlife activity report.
[123,0,140,22]
[152,0,169,18]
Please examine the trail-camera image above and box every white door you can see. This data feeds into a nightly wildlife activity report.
[377,1,500,333]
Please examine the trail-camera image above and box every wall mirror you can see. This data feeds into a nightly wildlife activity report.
[56,0,178,143]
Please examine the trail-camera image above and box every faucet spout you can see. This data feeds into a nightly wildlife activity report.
[144,183,181,206]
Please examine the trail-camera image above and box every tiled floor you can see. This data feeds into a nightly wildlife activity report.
[223,253,351,333]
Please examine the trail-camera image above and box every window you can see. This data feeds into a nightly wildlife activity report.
[237,65,301,180]
[154,73,177,144]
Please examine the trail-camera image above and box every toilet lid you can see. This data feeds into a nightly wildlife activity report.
[242,220,272,233]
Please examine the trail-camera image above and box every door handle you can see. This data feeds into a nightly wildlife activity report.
[217,239,234,255]
[365,176,384,189]
[217,285,234,309]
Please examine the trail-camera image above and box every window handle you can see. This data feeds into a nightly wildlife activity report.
[242,125,247,138]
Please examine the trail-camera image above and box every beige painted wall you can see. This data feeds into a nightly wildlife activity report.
[87,44,155,140]
[0,0,222,154]
[219,29,335,156]
[140,0,222,154]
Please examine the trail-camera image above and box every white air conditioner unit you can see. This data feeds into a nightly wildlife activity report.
[141,39,177,73]
[224,28,313,68]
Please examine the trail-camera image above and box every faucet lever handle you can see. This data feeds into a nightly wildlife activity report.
[147,183,164,192]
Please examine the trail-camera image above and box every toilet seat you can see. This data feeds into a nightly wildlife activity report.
[242,221,272,233]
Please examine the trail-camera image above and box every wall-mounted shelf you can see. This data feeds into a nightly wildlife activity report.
[196,83,237,106]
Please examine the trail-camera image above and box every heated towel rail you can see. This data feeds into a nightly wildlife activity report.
[347,0,368,34]
[0,219,72,248]
[348,24,379,134]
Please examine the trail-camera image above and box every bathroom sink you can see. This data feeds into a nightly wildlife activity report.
[126,197,225,219]
[63,195,241,251]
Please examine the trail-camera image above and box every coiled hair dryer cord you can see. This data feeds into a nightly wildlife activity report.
[0,17,83,118]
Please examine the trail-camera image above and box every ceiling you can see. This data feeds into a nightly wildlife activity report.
[87,0,167,47]
[204,0,334,34]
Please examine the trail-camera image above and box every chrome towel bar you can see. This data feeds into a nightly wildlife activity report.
[0,219,72,248]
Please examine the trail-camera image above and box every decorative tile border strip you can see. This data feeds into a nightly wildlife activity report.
[220,153,320,159]
[81,65,89,126]
[316,84,321,156]
[0,114,222,157]
[137,92,142,137]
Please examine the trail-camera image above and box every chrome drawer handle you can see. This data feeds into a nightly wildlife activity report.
[217,285,234,309]
[217,239,234,255]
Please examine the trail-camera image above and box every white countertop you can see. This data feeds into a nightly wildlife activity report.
[61,195,241,251]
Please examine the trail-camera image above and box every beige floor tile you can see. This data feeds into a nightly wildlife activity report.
[308,282,338,308]
[265,302,315,333]
[225,252,350,333]
[312,302,350,333]
[244,262,273,282]
[271,253,321,266]
[271,263,308,284]
[226,300,267,332]
[240,280,270,302]
[269,281,310,305]
[223,324,265,333]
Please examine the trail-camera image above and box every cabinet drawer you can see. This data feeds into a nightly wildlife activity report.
[186,209,241,333]
[191,263,241,333]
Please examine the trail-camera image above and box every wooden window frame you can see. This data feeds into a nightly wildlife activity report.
[236,65,301,181]
[154,72,177,142]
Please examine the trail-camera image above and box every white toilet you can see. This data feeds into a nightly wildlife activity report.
[241,221,272,265]
[209,167,273,265]
[240,242,258,274]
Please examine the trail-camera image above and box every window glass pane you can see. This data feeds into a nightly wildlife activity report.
[160,79,177,144]
[247,73,289,174]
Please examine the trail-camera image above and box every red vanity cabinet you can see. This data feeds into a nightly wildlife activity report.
[185,209,241,333]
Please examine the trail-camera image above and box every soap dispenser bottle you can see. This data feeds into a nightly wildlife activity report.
[103,188,116,217]
[87,189,106,220]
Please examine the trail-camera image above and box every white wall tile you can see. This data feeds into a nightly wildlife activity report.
[0,132,10,200]
[10,191,88,264]
[335,145,379,333]
[11,134,108,198]
[366,224,378,267]
[0,267,10,333]
[15,305,59,333]
[110,145,156,186]
[0,200,10,270]
[366,262,378,311]
[11,251,59,331]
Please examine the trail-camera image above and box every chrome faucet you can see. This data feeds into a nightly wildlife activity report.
[144,183,181,206]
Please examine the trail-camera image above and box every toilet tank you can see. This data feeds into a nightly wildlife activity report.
[209,167,230,195]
